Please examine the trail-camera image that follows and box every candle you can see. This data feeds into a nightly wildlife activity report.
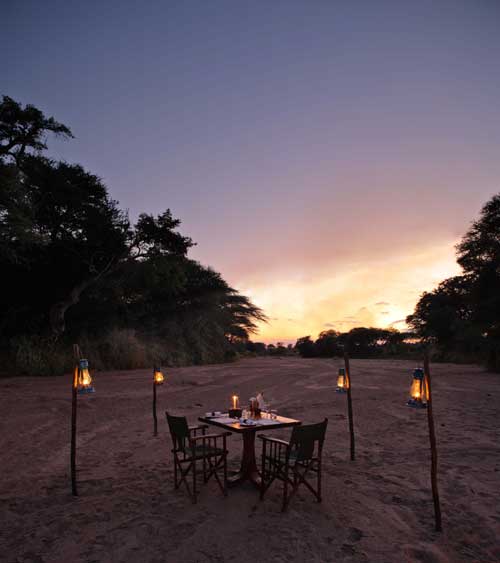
[232,395,239,409]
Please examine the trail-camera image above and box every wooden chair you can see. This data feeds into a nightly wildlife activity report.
[259,418,328,511]
[166,412,231,503]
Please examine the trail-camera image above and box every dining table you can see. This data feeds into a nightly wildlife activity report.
[198,412,301,487]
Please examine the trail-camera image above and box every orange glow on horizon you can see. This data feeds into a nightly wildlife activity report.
[241,240,461,344]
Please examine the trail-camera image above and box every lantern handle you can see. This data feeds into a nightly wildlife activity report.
[73,344,82,361]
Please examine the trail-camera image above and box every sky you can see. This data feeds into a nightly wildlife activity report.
[4,0,500,343]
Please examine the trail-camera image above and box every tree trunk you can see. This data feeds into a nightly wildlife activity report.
[48,258,117,338]
[49,279,94,337]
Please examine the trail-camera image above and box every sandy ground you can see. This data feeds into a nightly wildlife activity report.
[1,357,499,563]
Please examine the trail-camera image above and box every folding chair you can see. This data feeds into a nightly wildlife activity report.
[166,412,231,503]
[259,418,328,511]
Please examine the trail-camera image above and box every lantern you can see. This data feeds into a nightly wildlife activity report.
[77,359,94,394]
[231,395,239,409]
[154,367,164,385]
[407,367,428,408]
[336,367,350,393]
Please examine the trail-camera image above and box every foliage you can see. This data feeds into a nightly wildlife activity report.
[295,336,318,358]
[0,96,265,375]
[407,193,500,371]
[294,328,418,359]
[0,95,73,163]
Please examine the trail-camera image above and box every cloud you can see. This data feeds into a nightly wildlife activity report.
[240,239,460,342]
[375,301,390,306]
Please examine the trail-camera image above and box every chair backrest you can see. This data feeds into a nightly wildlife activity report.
[166,412,190,450]
[289,418,328,461]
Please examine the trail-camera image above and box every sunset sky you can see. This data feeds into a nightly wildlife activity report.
[4,1,500,343]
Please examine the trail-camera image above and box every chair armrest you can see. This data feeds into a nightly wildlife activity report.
[190,432,232,441]
[189,424,209,433]
[258,435,290,447]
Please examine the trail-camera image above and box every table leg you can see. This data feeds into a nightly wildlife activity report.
[228,430,261,487]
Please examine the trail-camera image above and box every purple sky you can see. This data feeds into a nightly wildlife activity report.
[4,1,500,341]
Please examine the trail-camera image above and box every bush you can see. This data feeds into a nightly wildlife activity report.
[7,324,244,376]
[13,335,71,376]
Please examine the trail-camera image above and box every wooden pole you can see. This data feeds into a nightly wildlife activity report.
[153,371,158,437]
[70,344,81,496]
[424,353,442,532]
[343,351,356,461]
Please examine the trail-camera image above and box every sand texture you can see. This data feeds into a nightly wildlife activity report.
[1,357,499,563]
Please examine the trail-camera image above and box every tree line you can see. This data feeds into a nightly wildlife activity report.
[2,96,498,375]
[293,327,417,358]
[0,96,265,375]
[292,193,500,372]
[407,194,500,372]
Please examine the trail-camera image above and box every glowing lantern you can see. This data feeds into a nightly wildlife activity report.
[77,359,94,394]
[232,394,239,409]
[154,367,165,385]
[407,368,428,408]
[336,367,350,393]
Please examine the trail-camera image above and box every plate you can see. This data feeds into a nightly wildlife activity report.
[239,419,257,426]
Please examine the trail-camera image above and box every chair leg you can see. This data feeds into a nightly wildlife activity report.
[260,442,266,500]
[223,436,228,495]
[192,456,197,504]
[317,460,322,502]
[223,454,228,496]
[281,464,289,512]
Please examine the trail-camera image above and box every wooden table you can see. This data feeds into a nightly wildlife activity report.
[198,413,301,487]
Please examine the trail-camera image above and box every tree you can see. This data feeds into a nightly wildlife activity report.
[0,95,73,164]
[1,96,267,373]
[406,276,474,346]
[315,330,341,357]
[408,193,500,370]
[338,327,390,357]
[456,194,500,347]
[295,336,316,358]
[456,194,500,277]
[0,97,194,338]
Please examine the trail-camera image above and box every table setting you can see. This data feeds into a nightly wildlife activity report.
[198,391,301,487]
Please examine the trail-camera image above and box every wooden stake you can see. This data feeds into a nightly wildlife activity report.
[424,353,442,532]
[70,344,81,496]
[343,351,356,461]
[153,369,158,437]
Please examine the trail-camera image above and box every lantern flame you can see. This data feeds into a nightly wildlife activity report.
[336,368,349,393]
[407,368,428,407]
[77,359,94,393]
[154,369,164,385]
[232,395,239,409]
[81,368,92,387]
